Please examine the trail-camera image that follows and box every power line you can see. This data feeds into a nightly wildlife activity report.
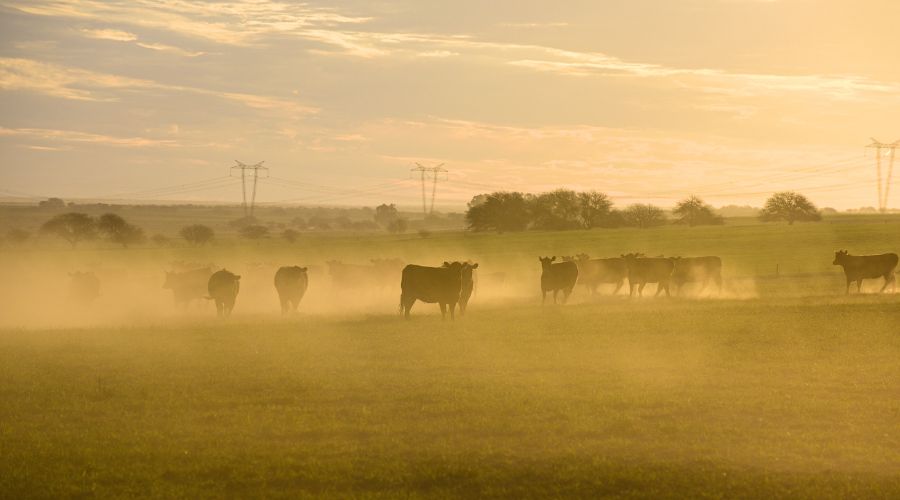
[867,138,898,212]
[410,162,447,215]
[230,161,268,217]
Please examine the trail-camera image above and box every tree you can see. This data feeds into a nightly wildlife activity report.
[40,212,97,247]
[38,197,66,209]
[6,228,31,245]
[283,229,300,243]
[97,213,146,248]
[387,218,408,234]
[759,192,821,225]
[622,204,666,228]
[374,203,399,227]
[465,191,531,232]
[672,196,724,226]
[179,224,214,245]
[530,189,582,230]
[578,191,617,228]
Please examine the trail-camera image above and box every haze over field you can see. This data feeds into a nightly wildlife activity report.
[1,0,899,209]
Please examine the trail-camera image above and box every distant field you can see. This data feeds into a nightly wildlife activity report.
[1,212,899,497]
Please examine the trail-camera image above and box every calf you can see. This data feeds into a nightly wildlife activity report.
[539,256,578,304]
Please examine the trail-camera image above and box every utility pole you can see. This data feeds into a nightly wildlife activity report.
[230,161,268,217]
[410,162,447,215]
[866,139,899,212]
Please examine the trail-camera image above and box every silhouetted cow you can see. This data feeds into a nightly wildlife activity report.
[400,261,477,320]
[443,261,479,315]
[565,254,628,295]
[622,253,674,297]
[163,267,212,307]
[832,250,898,294]
[207,269,241,317]
[274,266,308,314]
[68,271,100,305]
[539,256,578,304]
[671,256,723,296]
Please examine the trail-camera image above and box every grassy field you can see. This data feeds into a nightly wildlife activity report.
[1,213,899,498]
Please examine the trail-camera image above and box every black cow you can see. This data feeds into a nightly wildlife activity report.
[274,266,308,314]
[163,267,212,307]
[671,256,723,296]
[832,250,898,294]
[400,261,477,320]
[207,269,241,317]
[622,253,674,297]
[539,256,578,304]
[565,254,628,295]
[68,271,100,305]
[443,261,479,315]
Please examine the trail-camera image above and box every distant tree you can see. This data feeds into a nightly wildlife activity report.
[388,218,408,234]
[179,224,214,245]
[38,197,66,209]
[283,229,300,243]
[578,191,617,228]
[6,228,31,245]
[622,204,666,229]
[465,191,531,232]
[759,192,821,225]
[308,216,332,231]
[350,220,379,231]
[290,216,307,228]
[821,207,839,215]
[239,225,269,240]
[150,234,171,246]
[374,203,399,228]
[97,213,146,248]
[40,212,97,247]
[530,189,581,230]
[672,196,724,226]
[334,216,353,230]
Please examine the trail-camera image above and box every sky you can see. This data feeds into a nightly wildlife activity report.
[1,0,899,210]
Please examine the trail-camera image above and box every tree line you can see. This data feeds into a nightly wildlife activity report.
[465,190,821,232]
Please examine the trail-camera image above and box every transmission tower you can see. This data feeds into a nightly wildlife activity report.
[866,139,898,212]
[230,160,268,217]
[410,162,447,215]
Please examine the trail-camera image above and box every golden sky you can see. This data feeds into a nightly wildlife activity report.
[1,0,898,209]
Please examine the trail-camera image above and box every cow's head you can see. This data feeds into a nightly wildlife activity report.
[298,266,308,273]
[539,256,556,270]
[442,261,464,273]
[833,250,849,265]
[576,253,590,262]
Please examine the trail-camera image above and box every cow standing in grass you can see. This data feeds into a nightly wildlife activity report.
[207,269,241,317]
[565,254,628,295]
[274,266,308,314]
[400,261,477,320]
[832,250,898,294]
[451,261,478,316]
[164,267,212,307]
[622,253,674,297]
[671,256,723,296]
[539,256,578,305]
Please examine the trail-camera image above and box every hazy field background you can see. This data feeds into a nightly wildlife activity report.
[1,211,899,498]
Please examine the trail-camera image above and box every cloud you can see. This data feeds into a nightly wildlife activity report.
[0,126,180,147]
[80,28,137,42]
[0,57,318,114]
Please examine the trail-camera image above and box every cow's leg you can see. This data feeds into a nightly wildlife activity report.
[541,290,547,305]
[280,296,289,315]
[216,300,224,317]
[613,280,623,295]
[662,282,671,297]
[553,289,559,304]
[629,283,635,297]
[845,277,852,294]
[857,279,863,293]
[638,282,646,297]
[401,295,414,319]
[880,274,894,293]
[563,287,573,304]
[439,302,447,320]
[449,302,457,320]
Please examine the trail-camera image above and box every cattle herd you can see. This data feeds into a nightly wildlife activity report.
[65,250,898,320]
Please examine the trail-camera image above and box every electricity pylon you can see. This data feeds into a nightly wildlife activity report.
[866,139,898,212]
[410,162,447,215]
[230,160,268,217]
